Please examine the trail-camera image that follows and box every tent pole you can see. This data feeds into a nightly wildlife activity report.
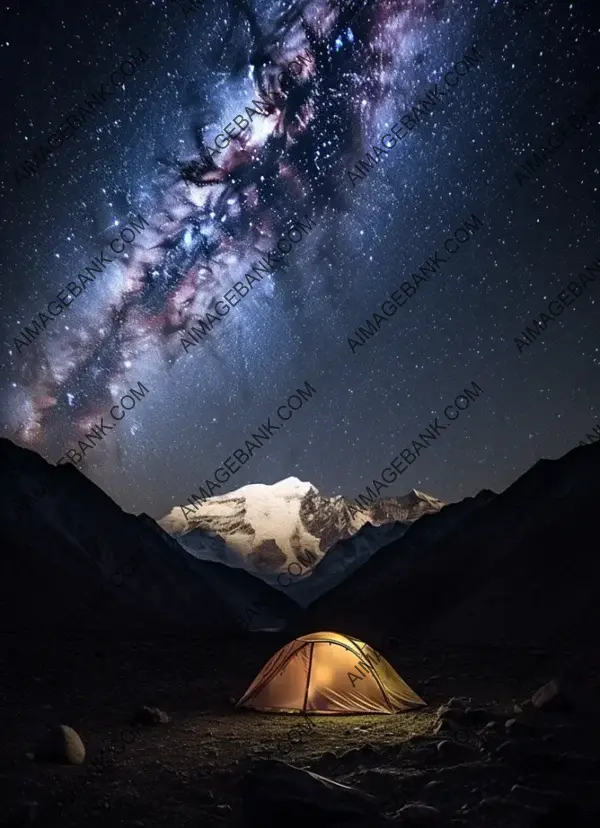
[302,642,315,713]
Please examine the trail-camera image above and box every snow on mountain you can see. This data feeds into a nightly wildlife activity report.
[158,477,445,583]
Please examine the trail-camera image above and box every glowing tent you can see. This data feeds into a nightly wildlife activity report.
[236,631,426,714]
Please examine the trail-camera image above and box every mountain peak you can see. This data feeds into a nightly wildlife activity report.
[263,477,314,495]
[159,477,445,582]
[410,489,441,505]
[207,477,315,500]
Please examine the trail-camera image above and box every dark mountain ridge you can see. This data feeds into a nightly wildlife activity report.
[289,487,496,609]
[298,440,600,648]
[0,439,297,636]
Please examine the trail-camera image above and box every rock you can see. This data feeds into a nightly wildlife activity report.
[436,705,465,721]
[131,706,170,726]
[35,724,85,765]
[531,680,570,712]
[436,739,475,763]
[240,759,379,826]
[479,721,501,735]
[509,784,565,807]
[461,707,498,726]
[497,740,580,773]
[495,739,520,762]
[435,715,476,747]
[433,721,453,736]
[406,734,433,745]
[505,718,539,737]
[446,697,472,709]
[339,747,362,761]
[395,803,442,824]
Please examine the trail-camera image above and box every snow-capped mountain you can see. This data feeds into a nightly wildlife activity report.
[158,477,445,582]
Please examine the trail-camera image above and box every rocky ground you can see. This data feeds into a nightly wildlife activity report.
[1,631,599,827]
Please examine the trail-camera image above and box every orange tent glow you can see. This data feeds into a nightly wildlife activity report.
[236,631,426,714]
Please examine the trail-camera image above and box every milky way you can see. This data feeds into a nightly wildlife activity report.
[6,0,449,458]
[1,0,598,516]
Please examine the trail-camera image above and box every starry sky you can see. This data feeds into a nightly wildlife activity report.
[1,0,598,519]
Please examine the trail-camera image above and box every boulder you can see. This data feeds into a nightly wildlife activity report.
[395,802,443,824]
[240,759,379,827]
[531,680,570,712]
[35,724,85,765]
[505,718,540,737]
[446,697,473,709]
[497,740,577,773]
[479,721,502,735]
[436,739,475,763]
[495,739,521,762]
[437,706,466,723]
[433,720,453,737]
[461,707,501,726]
[131,705,171,725]
[509,784,566,807]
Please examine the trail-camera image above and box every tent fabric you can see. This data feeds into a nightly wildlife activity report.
[236,631,426,714]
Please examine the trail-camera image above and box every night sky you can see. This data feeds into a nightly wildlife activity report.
[1,0,598,519]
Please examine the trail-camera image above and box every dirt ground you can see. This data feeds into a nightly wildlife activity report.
[1,630,598,827]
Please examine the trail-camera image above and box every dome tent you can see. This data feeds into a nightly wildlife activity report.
[236,631,426,714]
